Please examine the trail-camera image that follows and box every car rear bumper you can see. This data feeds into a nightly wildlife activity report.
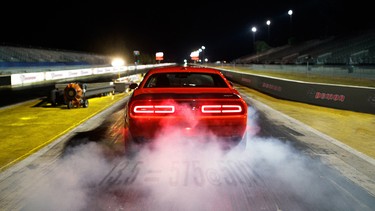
[128,115,247,143]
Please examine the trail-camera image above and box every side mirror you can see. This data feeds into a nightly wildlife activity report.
[129,83,138,90]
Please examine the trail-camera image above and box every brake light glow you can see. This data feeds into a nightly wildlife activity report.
[155,105,175,113]
[134,105,175,113]
[201,105,221,113]
[201,105,242,113]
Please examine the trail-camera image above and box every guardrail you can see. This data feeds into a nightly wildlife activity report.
[219,69,375,115]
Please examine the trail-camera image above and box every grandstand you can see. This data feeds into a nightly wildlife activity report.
[2,29,375,74]
[0,46,112,74]
[234,29,375,66]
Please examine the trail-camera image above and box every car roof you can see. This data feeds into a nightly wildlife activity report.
[146,65,223,75]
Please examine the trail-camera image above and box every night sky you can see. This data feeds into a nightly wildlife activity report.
[1,0,374,63]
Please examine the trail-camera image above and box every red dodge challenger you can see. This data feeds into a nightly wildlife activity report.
[124,65,248,154]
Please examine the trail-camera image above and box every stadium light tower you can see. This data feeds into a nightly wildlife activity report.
[266,20,271,43]
[251,26,257,53]
[288,9,293,36]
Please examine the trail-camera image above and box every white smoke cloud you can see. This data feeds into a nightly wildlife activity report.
[20,106,352,211]
[23,142,113,211]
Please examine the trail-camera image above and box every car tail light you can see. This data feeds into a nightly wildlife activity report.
[201,105,242,113]
[133,105,175,113]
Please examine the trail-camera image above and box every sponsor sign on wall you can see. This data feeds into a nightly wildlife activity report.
[11,72,45,85]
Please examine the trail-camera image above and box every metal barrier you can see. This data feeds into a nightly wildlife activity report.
[219,69,375,115]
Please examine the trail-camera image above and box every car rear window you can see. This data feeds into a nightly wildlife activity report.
[144,73,228,88]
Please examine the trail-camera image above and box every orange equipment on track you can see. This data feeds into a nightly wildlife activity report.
[63,83,89,109]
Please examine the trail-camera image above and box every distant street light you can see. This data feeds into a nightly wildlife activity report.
[288,9,293,22]
[201,46,206,64]
[251,26,257,53]
[288,9,293,36]
[266,20,271,43]
[198,48,203,63]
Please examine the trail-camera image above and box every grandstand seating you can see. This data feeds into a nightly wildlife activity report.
[234,29,375,65]
[0,46,112,69]
[2,29,375,71]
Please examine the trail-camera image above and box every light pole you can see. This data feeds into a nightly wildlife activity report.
[198,48,202,63]
[266,20,271,44]
[288,9,293,36]
[251,26,257,53]
[201,45,205,64]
